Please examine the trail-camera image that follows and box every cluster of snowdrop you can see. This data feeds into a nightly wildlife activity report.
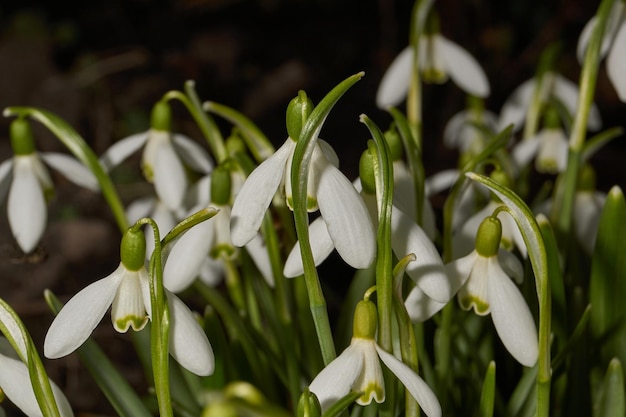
[0,1,624,416]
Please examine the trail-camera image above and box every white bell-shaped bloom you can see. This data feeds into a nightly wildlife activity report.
[100,129,213,212]
[309,300,441,416]
[44,230,214,376]
[443,108,498,153]
[0,152,98,253]
[231,137,375,272]
[577,1,626,101]
[376,35,490,109]
[0,338,74,417]
[512,127,568,174]
[498,72,602,132]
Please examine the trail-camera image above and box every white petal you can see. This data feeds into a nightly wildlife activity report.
[8,157,47,253]
[424,169,459,196]
[607,22,626,102]
[184,174,212,209]
[40,152,99,191]
[125,197,156,225]
[167,292,215,376]
[230,139,294,247]
[497,249,524,284]
[376,46,413,109]
[198,256,225,287]
[353,340,385,405]
[443,110,471,149]
[283,216,335,278]
[172,133,214,174]
[535,129,568,173]
[163,217,214,293]
[316,160,375,270]
[498,78,536,131]
[153,140,188,211]
[573,191,606,254]
[44,266,124,358]
[404,286,447,322]
[318,139,340,167]
[391,206,450,303]
[110,269,150,332]
[576,17,599,63]
[0,342,74,417]
[553,75,601,131]
[438,36,490,97]
[511,136,540,171]
[0,158,14,204]
[487,258,538,367]
[376,345,441,417]
[99,132,148,171]
[245,233,275,286]
[309,343,364,412]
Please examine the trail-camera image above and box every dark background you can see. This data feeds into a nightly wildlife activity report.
[0,0,624,415]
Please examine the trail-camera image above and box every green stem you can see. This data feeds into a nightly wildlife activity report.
[556,0,616,239]
[162,87,228,163]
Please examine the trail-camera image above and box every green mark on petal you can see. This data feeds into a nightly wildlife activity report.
[459,296,490,316]
[356,382,385,406]
[115,315,149,333]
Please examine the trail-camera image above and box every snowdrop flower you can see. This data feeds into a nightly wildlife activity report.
[285,151,451,303]
[164,167,273,292]
[376,13,489,109]
[0,118,98,253]
[443,98,498,154]
[309,298,441,416]
[577,1,626,101]
[448,216,538,366]
[100,100,213,212]
[44,227,214,376]
[0,338,74,417]
[498,72,601,132]
[512,127,568,174]
[231,94,375,272]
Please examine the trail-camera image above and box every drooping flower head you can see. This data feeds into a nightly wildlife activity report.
[448,215,538,366]
[99,100,213,212]
[376,10,490,109]
[309,298,441,416]
[230,92,375,272]
[44,225,214,376]
[0,118,99,253]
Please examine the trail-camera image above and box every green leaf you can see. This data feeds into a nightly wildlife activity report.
[594,358,625,417]
[590,186,626,366]
[480,361,496,417]
[44,290,153,417]
[320,391,363,417]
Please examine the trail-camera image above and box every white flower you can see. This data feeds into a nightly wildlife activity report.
[577,1,626,101]
[376,35,490,109]
[44,255,214,376]
[0,338,74,417]
[309,300,441,416]
[448,247,538,366]
[498,72,602,132]
[442,108,498,153]
[512,127,568,174]
[0,152,98,253]
[284,195,451,303]
[231,137,375,271]
[100,129,213,212]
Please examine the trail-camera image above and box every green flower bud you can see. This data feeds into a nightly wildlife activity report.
[286,91,314,140]
[359,150,377,195]
[384,128,404,162]
[120,227,147,271]
[297,388,322,417]
[225,132,247,155]
[211,164,232,205]
[201,401,238,417]
[353,299,378,339]
[224,381,265,405]
[150,100,171,132]
[475,216,502,257]
[10,118,36,156]
[424,10,441,36]
[578,164,596,192]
